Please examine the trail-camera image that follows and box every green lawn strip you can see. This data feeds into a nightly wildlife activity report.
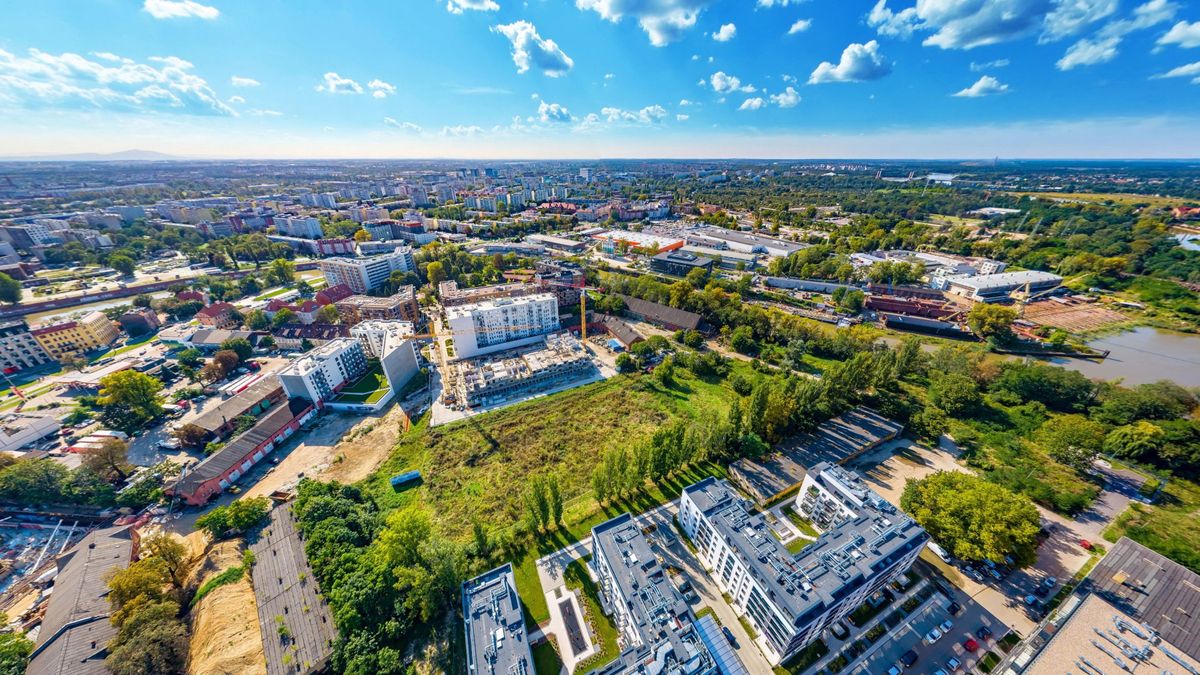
[773,639,829,675]
[563,556,619,673]
[1102,475,1200,573]
[784,509,820,538]
[189,563,246,609]
[531,640,563,675]
[92,334,159,361]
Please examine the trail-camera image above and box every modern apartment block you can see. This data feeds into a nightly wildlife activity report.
[590,513,718,675]
[277,338,368,404]
[444,292,558,360]
[273,214,323,239]
[679,469,928,665]
[31,311,120,360]
[318,249,414,294]
[334,286,419,324]
[447,332,592,408]
[462,564,533,675]
[0,320,52,373]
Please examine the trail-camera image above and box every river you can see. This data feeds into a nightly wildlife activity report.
[1045,326,1200,388]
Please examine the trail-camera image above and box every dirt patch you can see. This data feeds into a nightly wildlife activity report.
[318,404,412,484]
[185,534,265,675]
[1023,300,1129,333]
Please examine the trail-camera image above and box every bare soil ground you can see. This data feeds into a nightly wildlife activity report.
[184,533,266,675]
[1023,300,1129,333]
[317,403,412,484]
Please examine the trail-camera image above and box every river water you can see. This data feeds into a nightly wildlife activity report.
[1045,326,1200,387]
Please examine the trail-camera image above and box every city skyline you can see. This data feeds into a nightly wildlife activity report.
[2,0,1200,158]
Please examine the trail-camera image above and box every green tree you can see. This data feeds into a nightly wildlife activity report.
[243,309,269,331]
[271,308,297,328]
[108,254,136,277]
[928,372,980,417]
[316,304,340,324]
[97,370,163,434]
[81,438,131,482]
[729,325,757,355]
[615,352,636,373]
[967,304,1017,343]
[175,348,202,368]
[1036,415,1107,471]
[901,471,1041,566]
[426,261,447,288]
[685,266,709,289]
[1103,420,1166,461]
[196,497,271,539]
[218,337,254,362]
[105,600,189,675]
[0,274,20,305]
[266,258,296,286]
[0,621,32,675]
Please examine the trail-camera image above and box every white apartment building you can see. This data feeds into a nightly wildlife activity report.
[277,338,368,404]
[318,249,414,294]
[0,320,52,373]
[679,471,928,665]
[273,215,323,239]
[444,293,559,360]
[349,320,415,358]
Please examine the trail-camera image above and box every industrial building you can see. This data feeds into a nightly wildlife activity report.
[649,250,714,278]
[688,227,807,258]
[26,525,136,675]
[0,320,52,373]
[525,233,589,254]
[447,332,592,408]
[679,470,928,665]
[445,292,559,360]
[944,270,1062,303]
[1004,537,1200,674]
[334,286,419,324]
[0,413,60,452]
[589,513,720,675]
[680,245,758,270]
[462,564,534,675]
[318,249,414,293]
[618,295,702,332]
[30,311,120,360]
[277,338,369,405]
[169,398,315,505]
[182,378,285,442]
[592,230,685,254]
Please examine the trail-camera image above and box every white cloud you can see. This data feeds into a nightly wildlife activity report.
[596,104,668,124]
[1056,35,1120,69]
[143,0,219,20]
[442,124,485,136]
[952,74,1010,96]
[604,72,616,80]
[1158,20,1200,48]
[787,19,812,35]
[249,109,282,116]
[867,0,919,39]
[384,117,423,132]
[315,72,363,94]
[679,98,694,106]
[368,79,396,98]
[770,86,801,108]
[446,0,499,13]
[808,40,892,84]
[709,71,755,93]
[756,0,801,6]
[676,113,689,120]
[738,97,765,110]
[1152,60,1200,83]
[0,48,234,116]
[970,58,1011,71]
[492,21,574,77]
[1042,0,1118,42]
[230,76,260,87]
[781,73,797,82]
[228,95,245,104]
[575,0,712,47]
[712,23,737,41]
[537,100,573,122]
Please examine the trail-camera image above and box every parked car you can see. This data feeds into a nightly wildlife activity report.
[924,627,943,643]
[946,656,962,671]
[947,602,962,616]
[1024,594,1040,606]
[1033,585,1050,597]
[963,638,980,652]
[886,667,901,675]
[940,619,954,633]
[721,626,735,644]
[1043,576,1058,589]
[900,650,918,667]
[976,626,994,640]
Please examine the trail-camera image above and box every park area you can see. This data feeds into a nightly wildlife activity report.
[332,361,390,404]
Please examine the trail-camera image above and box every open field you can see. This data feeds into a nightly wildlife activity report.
[1014,191,1188,208]
[1104,474,1200,573]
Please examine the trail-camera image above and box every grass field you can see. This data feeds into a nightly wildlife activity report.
[1103,475,1200,574]
[532,640,563,675]
[92,333,158,362]
[333,362,390,404]
[1014,191,1189,208]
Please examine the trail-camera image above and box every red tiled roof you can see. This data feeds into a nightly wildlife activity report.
[294,299,321,313]
[316,284,353,305]
[196,302,236,318]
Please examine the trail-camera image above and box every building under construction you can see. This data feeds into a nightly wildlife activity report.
[445,332,594,408]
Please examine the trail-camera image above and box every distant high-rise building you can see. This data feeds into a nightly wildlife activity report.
[318,249,414,294]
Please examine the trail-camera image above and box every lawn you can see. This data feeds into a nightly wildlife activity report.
[531,640,563,675]
[785,509,820,538]
[773,639,829,675]
[1013,191,1187,208]
[92,333,158,361]
[333,362,390,404]
[563,556,619,673]
[254,286,294,301]
[358,363,750,622]
[1103,474,1200,574]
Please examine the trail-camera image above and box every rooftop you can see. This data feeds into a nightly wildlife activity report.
[188,377,283,434]
[694,227,807,255]
[462,564,533,675]
[173,398,311,494]
[685,472,926,620]
[445,291,557,319]
[947,270,1063,291]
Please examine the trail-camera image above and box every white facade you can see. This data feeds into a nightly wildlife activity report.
[445,293,559,360]
[277,338,368,404]
[0,414,60,453]
[274,215,323,239]
[318,249,415,294]
[350,320,415,358]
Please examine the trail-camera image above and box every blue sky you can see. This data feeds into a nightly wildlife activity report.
[1,0,1199,158]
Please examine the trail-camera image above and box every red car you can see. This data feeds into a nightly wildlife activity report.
[963,638,980,652]
[1080,539,1094,550]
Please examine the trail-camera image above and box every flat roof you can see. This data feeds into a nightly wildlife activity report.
[694,227,807,254]
[461,564,532,675]
[444,291,556,318]
[947,270,1062,291]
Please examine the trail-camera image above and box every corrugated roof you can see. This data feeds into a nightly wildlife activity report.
[173,398,310,493]
[618,294,702,331]
[188,377,282,433]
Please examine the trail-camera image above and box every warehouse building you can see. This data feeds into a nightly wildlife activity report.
[679,471,927,665]
[649,250,714,278]
[945,270,1062,303]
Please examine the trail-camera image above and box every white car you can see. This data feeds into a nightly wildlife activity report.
[940,619,954,633]
[924,627,943,643]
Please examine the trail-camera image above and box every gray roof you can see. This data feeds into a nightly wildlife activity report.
[730,406,903,504]
[188,378,283,434]
[694,227,807,255]
[188,329,259,347]
[462,564,533,675]
[947,270,1062,292]
[589,514,715,675]
[618,295,702,331]
[683,471,927,621]
[27,526,134,675]
[249,506,337,675]
[173,398,310,495]
[598,314,643,347]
